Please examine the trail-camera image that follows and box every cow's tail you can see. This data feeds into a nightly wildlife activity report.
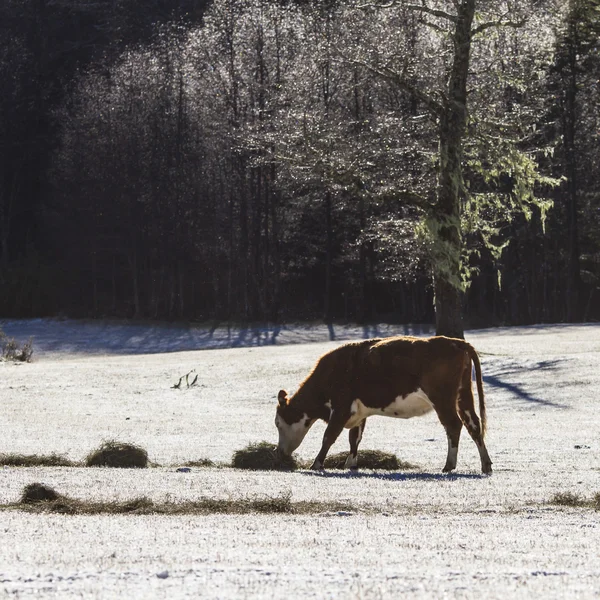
[455,340,486,438]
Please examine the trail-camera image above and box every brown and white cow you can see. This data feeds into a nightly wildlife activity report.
[275,335,492,474]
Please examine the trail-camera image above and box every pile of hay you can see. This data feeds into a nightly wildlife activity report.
[86,441,148,468]
[231,442,299,471]
[0,453,75,467]
[323,449,416,471]
[20,483,60,503]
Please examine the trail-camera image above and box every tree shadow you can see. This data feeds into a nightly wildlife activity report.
[327,322,336,341]
[230,325,281,347]
[482,358,567,409]
[360,323,433,340]
[299,470,485,481]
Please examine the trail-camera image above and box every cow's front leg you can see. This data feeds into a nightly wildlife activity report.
[344,419,366,470]
[310,410,349,470]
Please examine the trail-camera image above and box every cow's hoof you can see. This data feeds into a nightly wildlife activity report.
[309,461,324,471]
[482,464,493,475]
[442,465,455,474]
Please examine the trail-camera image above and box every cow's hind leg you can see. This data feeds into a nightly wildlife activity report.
[431,391,463,473]
[344,419,366,470]
[440,415,462,473]
[458,387,492,474]
[310,409,349,470]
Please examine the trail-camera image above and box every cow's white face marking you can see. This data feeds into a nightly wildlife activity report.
[325,400,333,417]
[276,412,314,456]
[343,389,434,429]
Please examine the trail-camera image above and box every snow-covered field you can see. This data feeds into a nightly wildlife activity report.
[1,319,599,598]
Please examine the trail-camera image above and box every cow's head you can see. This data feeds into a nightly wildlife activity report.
[275,389,314,456]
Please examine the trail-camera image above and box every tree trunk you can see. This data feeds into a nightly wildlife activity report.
[563,15,582,322]
[129,249,140,319]
[0,199,9,272]
[430,0,476,339]
[434,277,465,339]
[324,190,333,322]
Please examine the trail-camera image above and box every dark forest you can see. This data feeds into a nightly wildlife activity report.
[1,0,599,333]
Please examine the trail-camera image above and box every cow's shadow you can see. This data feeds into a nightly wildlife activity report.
[298,470,486,481]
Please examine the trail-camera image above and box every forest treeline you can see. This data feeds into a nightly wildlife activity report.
[1,0,599,327]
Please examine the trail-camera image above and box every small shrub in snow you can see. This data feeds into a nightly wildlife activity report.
[171,369,198,389]
[86,441,148,468]
[9,490,357,515]
[0,329,33,362]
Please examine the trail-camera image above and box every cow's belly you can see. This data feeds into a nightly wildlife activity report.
[344,388,434,429]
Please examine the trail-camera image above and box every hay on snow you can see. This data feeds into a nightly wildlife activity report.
[232,441,299,471]
[86,441,148,468]
[323,449,416,470]
[20,483,60,503]
[0,453,75,467]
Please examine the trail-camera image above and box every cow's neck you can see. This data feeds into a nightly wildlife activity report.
[290,378,330,422]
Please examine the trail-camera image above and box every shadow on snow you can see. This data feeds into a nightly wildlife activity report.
[0,319,433,356]
[299,470,486,482]
[482,358,568,409]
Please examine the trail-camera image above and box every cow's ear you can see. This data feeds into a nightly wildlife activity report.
[277,390,288,406]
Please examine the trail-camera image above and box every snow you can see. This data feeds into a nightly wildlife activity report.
[1,319,600,598]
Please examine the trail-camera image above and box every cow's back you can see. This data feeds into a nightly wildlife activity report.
[356,336,469,408]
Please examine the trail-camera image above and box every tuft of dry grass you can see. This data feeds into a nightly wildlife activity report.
[0,453,76,467]
[551,492,586,507]
[323,449,416,471]
[85,441,148,468]
[231,442,299,471]
[182,458,216,468]
[4,486,359,515]
[550,491,600,510]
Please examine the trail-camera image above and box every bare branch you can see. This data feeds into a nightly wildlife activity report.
[472,18,526,37]
[393,189,432,209]
[406,4,457,23]
[350,57,443,117]
[418,18,449,36]
[356,0,396,9]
